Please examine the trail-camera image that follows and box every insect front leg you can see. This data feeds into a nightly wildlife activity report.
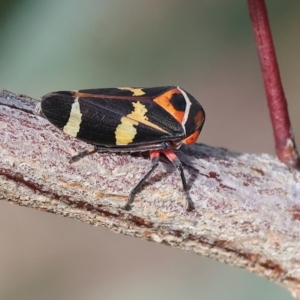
[123,150,160,210]
[162,149,195,211]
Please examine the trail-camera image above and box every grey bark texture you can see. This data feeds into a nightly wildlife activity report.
[0,90,299,298]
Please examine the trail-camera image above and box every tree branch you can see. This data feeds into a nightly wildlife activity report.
[0,90,300,298]
[247,0,300,168]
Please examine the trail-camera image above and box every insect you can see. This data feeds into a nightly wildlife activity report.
[40,86,205,210]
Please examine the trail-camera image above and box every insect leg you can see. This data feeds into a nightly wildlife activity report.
[123,150,160,210]
[162,149,195,211]
[95,142,170,153]
[69,147,97,163]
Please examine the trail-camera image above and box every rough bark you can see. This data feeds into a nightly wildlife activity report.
[0,90,299,298]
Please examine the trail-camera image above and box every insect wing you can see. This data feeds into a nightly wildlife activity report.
[41,88,185,147]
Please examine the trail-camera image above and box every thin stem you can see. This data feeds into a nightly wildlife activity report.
[247,0,300,168]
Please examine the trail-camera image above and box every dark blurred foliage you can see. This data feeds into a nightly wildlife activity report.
[0,0,29,22]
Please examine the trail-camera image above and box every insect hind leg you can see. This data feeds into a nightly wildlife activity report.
[68,146,97,163]
[68,144,137,163]
[69,142,171,163]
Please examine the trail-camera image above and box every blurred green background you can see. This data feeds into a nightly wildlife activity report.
[0,0,299,299]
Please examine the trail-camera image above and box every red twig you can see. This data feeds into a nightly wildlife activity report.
[247,0,300,168]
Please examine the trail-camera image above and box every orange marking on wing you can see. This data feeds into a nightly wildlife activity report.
[184,110,205,144]
[194,110,205,128]
[183,130,201,145]
[153,89,185,123]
